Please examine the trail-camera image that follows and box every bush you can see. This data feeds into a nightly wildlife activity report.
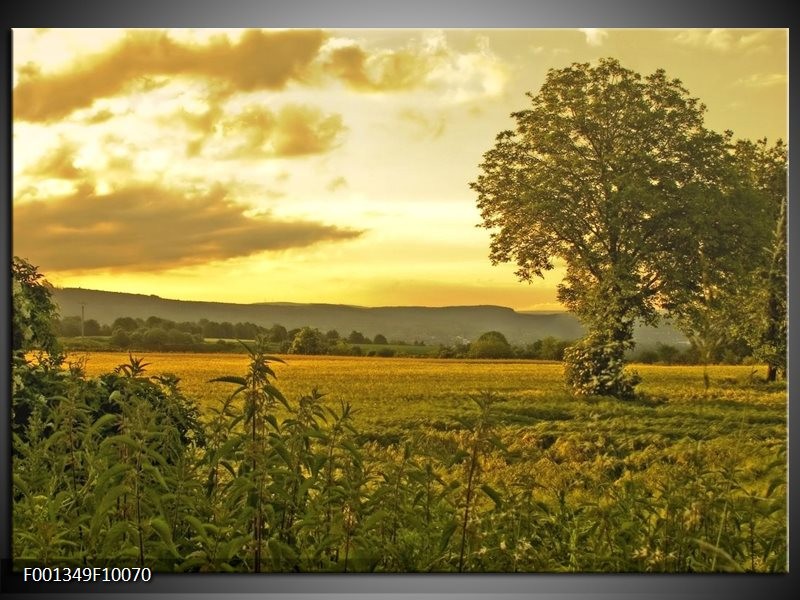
[563,333,640,399]
[110,328,132,348]
[289,327,329,355]
[635,349,659,364]
[12,256,60,355]
[469,331,512,359]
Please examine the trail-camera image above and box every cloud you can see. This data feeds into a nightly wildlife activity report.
[15,29,510,124]
[736,73,788,88]
[14,29,328,122]
[673,29,733,51]
[423,33,508,103]
[397,108,446,139]
[321,32,508,102]
[578,28,608,47]
[327,176,348,192]
[671,28,779,53]
[187,103,345,159]
[84,108,116,124]
[324,44,429,91]
[24,140,84,179]
[13,183,363,272]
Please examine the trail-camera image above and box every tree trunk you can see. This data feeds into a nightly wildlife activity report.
[766,364,778,383]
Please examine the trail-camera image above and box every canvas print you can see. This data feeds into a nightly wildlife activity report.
[11,28,787,573]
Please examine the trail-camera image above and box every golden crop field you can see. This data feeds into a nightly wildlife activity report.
[70,351,782,412]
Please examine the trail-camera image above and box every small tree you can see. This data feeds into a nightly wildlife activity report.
[58,316,83,337]
[469,331,512,359]
[112,316,139,332]
[268,324,289,343]
[289,327,329,355]
[373,334,388,345]
[110,327,132,348]
[348,331,369,344]
[12,257,60,356]
[84,319,102,336]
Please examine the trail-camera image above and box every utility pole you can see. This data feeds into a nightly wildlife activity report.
[80,303,86,338]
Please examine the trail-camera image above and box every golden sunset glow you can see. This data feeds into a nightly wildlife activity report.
[13,28,787,310]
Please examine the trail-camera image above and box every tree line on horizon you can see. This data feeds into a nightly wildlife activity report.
[49,307,754,365]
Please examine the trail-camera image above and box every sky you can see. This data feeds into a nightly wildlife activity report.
[12,28,788,311]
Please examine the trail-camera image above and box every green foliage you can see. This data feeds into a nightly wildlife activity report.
[469,331,512,359]
[348,331,370,344]
[11,261,786,572]
[12,257,61,356]
[664,138,786,384]
[289,327,330,355]
[471,58,736,397]
[564,332,641,400]
[13,352,204,568]
[13,350,787,572]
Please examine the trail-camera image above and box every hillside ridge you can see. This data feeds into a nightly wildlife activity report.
[51,287,686,347]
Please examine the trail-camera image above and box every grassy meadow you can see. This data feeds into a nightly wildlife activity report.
[48,350,786,572]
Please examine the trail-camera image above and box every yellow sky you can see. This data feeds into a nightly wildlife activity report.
[12,28,788,310]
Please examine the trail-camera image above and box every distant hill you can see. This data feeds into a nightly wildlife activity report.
[51,287,687,347]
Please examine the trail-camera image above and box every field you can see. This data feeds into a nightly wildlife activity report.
[69,351,785,432]
[50,350,786,572]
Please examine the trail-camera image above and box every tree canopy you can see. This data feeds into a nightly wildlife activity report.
[12,256,61,355]
[471,58,739,397]
[469,331,513,359]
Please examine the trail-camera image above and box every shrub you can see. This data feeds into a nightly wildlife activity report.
[563,333,640,399]
[469,331,512,359]
[289,327,329,355]
[12,256,60,355]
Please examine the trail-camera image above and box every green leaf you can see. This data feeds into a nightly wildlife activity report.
[361,509,388,531]
[209,376,247,386]
[263,355,287,364]
[695,538,745,572]
[90,484,130,536]
[766,476,786,498]
[151,516,181,559]
[439,520,458,554]
[12,474,31,497]
[101,434,142,452]
[480,484,503,509]
[141,463,169,491]
[220,534,250,562]
[96,462,132,490]
[89,413,120,434]
[268,538,299,565]
[263,384,287,404]
[265,414,280,432]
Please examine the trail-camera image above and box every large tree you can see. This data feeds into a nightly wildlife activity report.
[471,58,729,398]
[728,139,787,381]
[664,138,786,384]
